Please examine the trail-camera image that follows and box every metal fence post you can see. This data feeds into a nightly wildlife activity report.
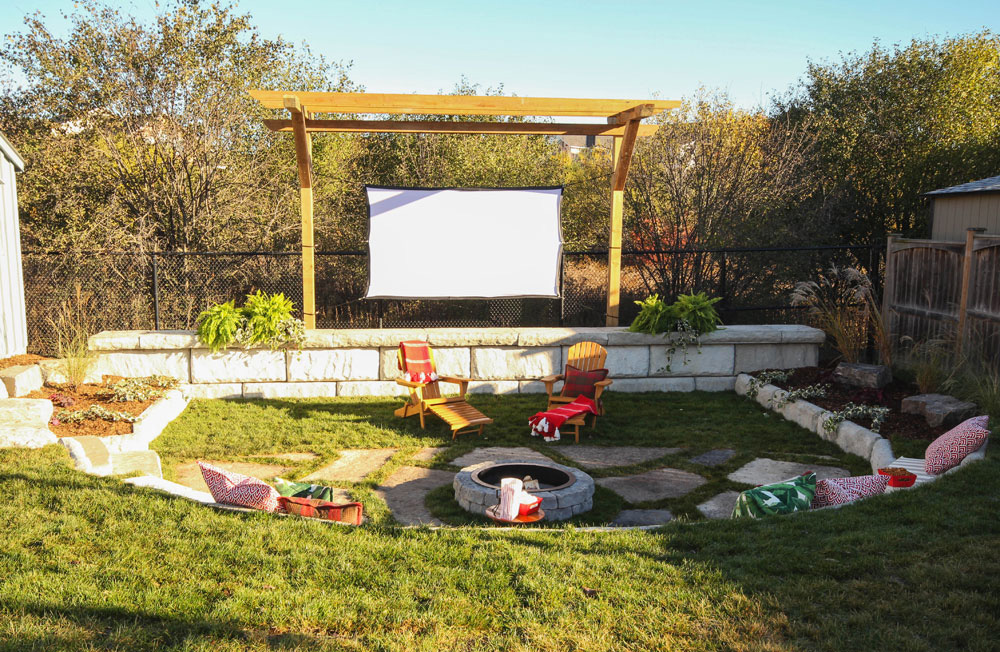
[151,252,161,331]
[719,251,728,318]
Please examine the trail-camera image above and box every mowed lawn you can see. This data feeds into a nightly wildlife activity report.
[1,391,997,651]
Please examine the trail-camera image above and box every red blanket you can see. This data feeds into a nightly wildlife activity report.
[398,341,438,383]
[528,396,597,442]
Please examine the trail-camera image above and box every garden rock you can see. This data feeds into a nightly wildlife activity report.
[0,398,53,428]
[0,427,57,449]
[900,394,977,428]
[780,400,827,432]
[833,362,891,389]
[559,446,683,470]
[174,461,294,493]
[0,364,42,397]
[596,467,707,503]
[697,491,742,519]
[611,509,673,526]
[412,447,446,462]
[59,436,113,475]
[728,458,849,486]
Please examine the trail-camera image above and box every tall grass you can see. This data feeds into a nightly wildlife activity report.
[49,284,98,387]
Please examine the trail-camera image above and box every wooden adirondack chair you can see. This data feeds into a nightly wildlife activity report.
[540,341,613,440]
[394,343,492,439]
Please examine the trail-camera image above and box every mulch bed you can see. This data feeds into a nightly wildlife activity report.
[0,354,49,371]
[26,379,156,438]
[770,366,946,442]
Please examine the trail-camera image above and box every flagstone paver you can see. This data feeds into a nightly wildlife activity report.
[689,448,736,467]
[727,458,849,486]
[252,452,319,462]
[697,491,741,519]
[303,449,396,482]
[413,447,447,462]
[451,447,552,468]
[376,466,455,525]
[611,509,674,526]
[596,468,708,503]
[559,446,683,469]
[174,461,293,493]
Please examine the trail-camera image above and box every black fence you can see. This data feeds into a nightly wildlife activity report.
[21,244,883,355]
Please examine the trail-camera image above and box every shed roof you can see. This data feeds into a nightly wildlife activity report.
[0,131,24,172]
[924,174,1000,196]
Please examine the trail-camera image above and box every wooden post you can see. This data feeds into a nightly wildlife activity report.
[956,227,986,354]
[606,137,624,326]
[284,95,316,329]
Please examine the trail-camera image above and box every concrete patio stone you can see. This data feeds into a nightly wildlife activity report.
[111,450,163,478]
[302,449,396,483]
[412,447,446,462]
[451,447,552,468]
[376,466,455,526]
[173,461,294,493]
[697,491,742,519]
[596,467,707,503]
[611,509,674,526]
[559,446,682,470]
[689,448,736,467]
[727,458,849,486]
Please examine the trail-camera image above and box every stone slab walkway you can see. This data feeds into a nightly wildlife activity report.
[559,446,683,469]
[376,466,455,526]
[451,447,551,468]
[727,458,849,486]
[697,491,741,519]
[597,467,707,503]
[303,449,396,482]
[413,447,446,462]
[174,461,293,493]
[689,449,736,467]
[611,509,673,526]
[252,452,319,462]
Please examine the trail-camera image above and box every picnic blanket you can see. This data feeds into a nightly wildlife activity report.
[398,340,438,383]
[528,395,598,442]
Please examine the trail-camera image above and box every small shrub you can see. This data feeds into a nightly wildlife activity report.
[103,378,163,402]
[745,370,790,399]
[630,292,723,371]
[771,384,829,408]
[896,336,963,394]
[629,294,677,334]
[56,405,137,424]
[673,292,722,335]
[49,284,98,388]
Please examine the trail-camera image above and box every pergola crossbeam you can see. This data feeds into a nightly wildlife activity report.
[262,118,660,137]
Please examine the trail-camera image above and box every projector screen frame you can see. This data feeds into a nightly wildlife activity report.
[363,184,565,300]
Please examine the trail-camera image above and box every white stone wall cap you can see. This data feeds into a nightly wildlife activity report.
[517,328,611,346]
[88,331,142,351]
[303,329,429,348]
[427,328,519,346]
[138,330,201,349]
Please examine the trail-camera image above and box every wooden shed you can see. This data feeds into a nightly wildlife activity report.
[925,174,1000,241]
[0,131,27,358]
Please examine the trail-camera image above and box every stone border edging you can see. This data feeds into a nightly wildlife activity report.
[95,389,189,453]
[734,373,895,472]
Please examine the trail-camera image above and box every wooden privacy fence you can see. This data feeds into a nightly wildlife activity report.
[883,228,1000,366]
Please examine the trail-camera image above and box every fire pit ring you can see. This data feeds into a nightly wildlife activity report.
[454,459,594,521]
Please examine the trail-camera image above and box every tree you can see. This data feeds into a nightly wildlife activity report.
[780,31,1000,241]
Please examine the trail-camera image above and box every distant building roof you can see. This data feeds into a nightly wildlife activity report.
[924,174,1000,196]
[0,131,24,172]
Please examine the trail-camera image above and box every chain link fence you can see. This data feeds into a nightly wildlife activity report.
[22,245,882,355]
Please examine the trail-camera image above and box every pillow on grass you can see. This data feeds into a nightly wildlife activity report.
[812,475,889,508]
[732,472,816,519]
[198,461,281,513]
[924,415,990,475]
[278,497,364,525]
[562,365,609,399]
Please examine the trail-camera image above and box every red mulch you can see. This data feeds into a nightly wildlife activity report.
[0,354,49,371]
[770,366,947,443]
[25,378,156,438]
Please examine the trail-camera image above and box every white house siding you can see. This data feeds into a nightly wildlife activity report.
[0,134,27,358]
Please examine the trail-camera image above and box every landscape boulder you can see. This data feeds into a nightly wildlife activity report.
[833,362,891,389]
[901,393,977,428]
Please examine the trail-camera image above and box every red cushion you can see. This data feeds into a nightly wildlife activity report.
[924,415,990,475]
[562,365,609,399]
[198,461,281,512]
[812,475,889,508]
[278,497,364,525]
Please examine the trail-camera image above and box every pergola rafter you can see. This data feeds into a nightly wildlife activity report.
[251,90,678,328]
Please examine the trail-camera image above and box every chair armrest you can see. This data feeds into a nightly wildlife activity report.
[540,374,564,384]
[395,379,426,388]
[439,376,471,384]
[594,379,613,387]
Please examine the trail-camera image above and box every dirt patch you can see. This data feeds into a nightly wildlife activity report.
[0,354,48,371]
[25,379,157,438]
[771,366,947,442]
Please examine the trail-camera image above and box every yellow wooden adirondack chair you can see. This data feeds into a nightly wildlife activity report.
[394,343,492,439]
[539,341,613,441]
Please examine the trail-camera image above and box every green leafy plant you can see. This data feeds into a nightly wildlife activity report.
[55,405,138,424]
[630,292,724,371]
[196,293,305,352]
[746,370,791,399]
[673,292,723,335]
[771,384,829,408]
[628,294,678,334]
[101,377,177,402]
[196,300,243,353]
[822,403,891,434]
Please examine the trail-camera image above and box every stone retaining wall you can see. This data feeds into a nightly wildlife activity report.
[84,325,824,399]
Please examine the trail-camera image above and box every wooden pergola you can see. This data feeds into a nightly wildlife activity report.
[250,90,678,328]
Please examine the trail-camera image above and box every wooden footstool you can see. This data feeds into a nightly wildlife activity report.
[429,402,493,440]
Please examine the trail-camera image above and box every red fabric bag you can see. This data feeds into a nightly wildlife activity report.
[278,496,364,525]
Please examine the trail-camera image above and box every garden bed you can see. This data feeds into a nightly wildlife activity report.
[0,353,48,371]
[25,378,157,437]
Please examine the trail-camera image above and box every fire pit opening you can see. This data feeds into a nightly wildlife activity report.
[472,462,576,492]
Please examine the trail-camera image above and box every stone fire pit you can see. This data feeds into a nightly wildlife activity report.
[453,459,595,520]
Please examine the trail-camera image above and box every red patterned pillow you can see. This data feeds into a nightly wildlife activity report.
[924,415,990,475]
[812,475,889,508]
[198,461,281,512]
[562,365,609,399]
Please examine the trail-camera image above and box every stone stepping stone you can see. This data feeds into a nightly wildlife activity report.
[413,447,447,462]
[697,491,741,519]
[689,448,736,467]
[559,446,683,469]
[451,446,551,468]
[597,468,707,503]
[376,466,455,526]
[611,509,674,526]
[174,461,293,493]
[727,458,849,486]
[303,449,396,483]
[252,452,319,462]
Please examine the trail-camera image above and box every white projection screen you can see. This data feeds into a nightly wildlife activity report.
[365,186,564,299]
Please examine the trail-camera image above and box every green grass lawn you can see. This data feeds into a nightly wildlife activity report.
[1,391,997,650]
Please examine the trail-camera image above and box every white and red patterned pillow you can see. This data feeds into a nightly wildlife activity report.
[198,461,281,512]
[812,475,889,508]
[924,415,990,475]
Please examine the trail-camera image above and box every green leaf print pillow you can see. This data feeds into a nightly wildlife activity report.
[732,472,817,519]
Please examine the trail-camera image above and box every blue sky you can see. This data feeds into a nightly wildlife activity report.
[1,0,995,108]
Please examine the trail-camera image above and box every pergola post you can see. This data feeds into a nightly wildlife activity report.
[283,95,316,329]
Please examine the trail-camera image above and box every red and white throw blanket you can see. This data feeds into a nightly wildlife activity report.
[398,341,438,383]
[528,396,597,442]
